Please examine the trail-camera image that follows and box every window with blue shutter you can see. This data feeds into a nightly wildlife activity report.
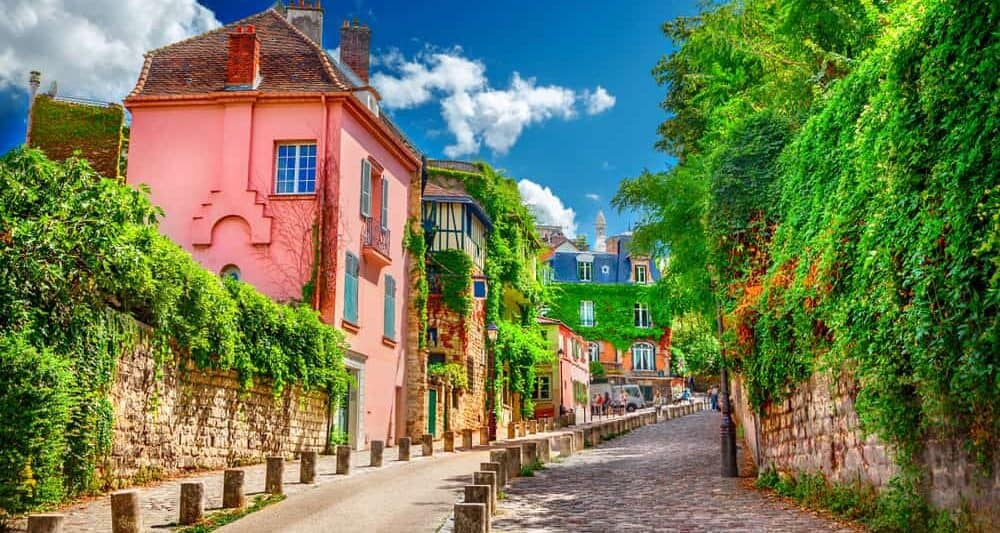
[380,176,389,230]
[360,159,372,217]
[384,274,396,339]
[344,252,359,324]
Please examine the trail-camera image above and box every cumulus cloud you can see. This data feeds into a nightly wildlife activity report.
[0,0,220,101]
[372,47,614,157]
[582,85,616,115]
[517,179,577,238]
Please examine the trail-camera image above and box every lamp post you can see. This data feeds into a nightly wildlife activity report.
[486,322,499,441]
[716,297,738,477]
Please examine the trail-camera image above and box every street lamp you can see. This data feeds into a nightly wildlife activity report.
[486,322,499,441]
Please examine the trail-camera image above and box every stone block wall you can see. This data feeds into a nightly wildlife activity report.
[107,341,330,485]
[424,292,488,435]
[732,370,998,523]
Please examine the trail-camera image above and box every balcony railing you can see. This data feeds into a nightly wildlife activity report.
[362,217,391,265]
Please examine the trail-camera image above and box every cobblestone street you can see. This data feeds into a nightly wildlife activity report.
[493,411,858,533]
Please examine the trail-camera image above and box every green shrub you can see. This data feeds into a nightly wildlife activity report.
[0,333,72,517]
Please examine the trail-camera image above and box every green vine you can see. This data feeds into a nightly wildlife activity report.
[429,250,473,316]
[427,362,468,390]
[546,283,672,349]
[403,219,428,349]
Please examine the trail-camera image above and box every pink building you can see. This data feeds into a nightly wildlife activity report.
[534,317,591,422]
[125,3,421,450]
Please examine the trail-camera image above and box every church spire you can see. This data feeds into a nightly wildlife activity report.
[595,210,607,252]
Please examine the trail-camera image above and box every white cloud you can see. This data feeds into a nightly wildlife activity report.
[372,47,614,157]
[582,85,616,115]
[517,179,577,238]
[0,0,220,101]
[586,193,600,201]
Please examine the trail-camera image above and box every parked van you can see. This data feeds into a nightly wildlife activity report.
[591,383,646,412]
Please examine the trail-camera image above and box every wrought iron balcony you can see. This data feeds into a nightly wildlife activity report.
[362,216,391,266]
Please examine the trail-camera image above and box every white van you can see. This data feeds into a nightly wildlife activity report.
[591,383,646,412]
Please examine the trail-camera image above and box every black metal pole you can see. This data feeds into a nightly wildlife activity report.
[716,297,738,477]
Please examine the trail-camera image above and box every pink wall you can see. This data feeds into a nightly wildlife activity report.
[127,95,416,449]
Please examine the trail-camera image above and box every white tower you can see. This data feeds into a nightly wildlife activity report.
[595,210,607,252]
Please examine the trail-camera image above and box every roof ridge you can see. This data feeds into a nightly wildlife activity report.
[264,8,354,90]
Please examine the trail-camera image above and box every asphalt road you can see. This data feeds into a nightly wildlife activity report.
[216,448,492,533]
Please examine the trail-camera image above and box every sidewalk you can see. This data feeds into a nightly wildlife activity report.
[12,410,651,532]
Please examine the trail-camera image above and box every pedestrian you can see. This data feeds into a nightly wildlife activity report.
[620,391,628,414]
[709,385,719,411]
[595,393,604,416]
[603,391,612,416]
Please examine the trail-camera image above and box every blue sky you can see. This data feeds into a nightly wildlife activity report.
[0,0,697,244]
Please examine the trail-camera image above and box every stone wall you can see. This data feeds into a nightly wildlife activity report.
[107,341,330,485]
[731,370,999,523]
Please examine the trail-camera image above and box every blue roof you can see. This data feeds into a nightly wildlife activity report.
[548,234,662,284]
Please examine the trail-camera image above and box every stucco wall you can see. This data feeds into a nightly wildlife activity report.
[107,338,329,486]
[731,370,999,524]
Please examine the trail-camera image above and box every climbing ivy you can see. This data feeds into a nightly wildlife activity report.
[428,249,473,316]
[427,361,469,390]
[0,149,349,515]
[545,283,673,350]
[403,219,429,349]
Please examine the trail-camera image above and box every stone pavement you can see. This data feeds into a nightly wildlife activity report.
[492,410,858,533]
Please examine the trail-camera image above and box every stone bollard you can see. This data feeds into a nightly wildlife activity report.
[398,437,411,461]
[559,434,574,457]
[474,471,498,515]
[110,490,141,533]
[465,484,493,518]
[480,426,490,445]
[505,445,523,477]
[522,441,538,467]
[463,429,474,450]
[371,440,384,467]
[591,426,603,446]
[422,434,434,456]
[300,451,317,484]
[27,514,64,533]
[444,431,455,452]
[573,429,585,451]
[517,420,526,437]
[507,423,516,440]
[265,457,284,495]
[536,438,551,462]
[223,469,245,509]
[454,502,488,533]
[486,454,508,486]
[178,481,204,526]
[336,445,352,475]
[528,419,537,434]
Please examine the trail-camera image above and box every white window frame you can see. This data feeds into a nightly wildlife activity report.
[588,342,600,362]
[579,300,595,327]
[274,143,317,194]
[634,302,651,328]
[635,264,647,284]
[632,343,655,371]
[578,261,593,282]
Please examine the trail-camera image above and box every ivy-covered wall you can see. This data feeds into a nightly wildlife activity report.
[28,95,124,179]
[546,283,672,349]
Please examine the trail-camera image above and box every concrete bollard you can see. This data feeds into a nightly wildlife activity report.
[463,429,474,450]
[559,434,573,457]
[516,421,526,438]
[522,441,538,467]
[110,490,141,533]
[336,445,352,475]
[486,454,508,486]
[223,469,245,509]
[265,457,284,495]
[528,420,537,434]
[573,429,585,451]
[480,426,490,445]
[454,502,488,533]
[300,450,317,484]
[536,438,551,463]
[507,423,516,440]
[398,437,411,461]
[591,426,603,446]
[27,514,64,533]
[505,445,523,477]
[178,481,204,526]
[371,440,384,467]
[422,434,434,456]
[474,471,498,515]
[465,484,493,518]
[444,431,455,452]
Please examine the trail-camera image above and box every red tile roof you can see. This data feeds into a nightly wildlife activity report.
[130,9,355,97]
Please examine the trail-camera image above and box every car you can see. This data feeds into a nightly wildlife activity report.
[591,383,646,412]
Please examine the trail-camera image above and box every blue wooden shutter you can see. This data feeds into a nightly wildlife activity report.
[344,253,359,323]
[381,176,389,230]
[360,159,371,217]
[384,275,396,339]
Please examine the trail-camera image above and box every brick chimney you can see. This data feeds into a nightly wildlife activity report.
[285,0,323,45]
[340,19,371,83]
[226,25,260,89]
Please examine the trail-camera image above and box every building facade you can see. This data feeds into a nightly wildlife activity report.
[124,3,421,450]
[543,212,673,401]
[533,317,590,422]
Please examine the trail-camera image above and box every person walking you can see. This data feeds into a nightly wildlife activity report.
[595,393,604,417]
[620,391,629,414]
[709,385,719,411]
[603,391,612,416]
